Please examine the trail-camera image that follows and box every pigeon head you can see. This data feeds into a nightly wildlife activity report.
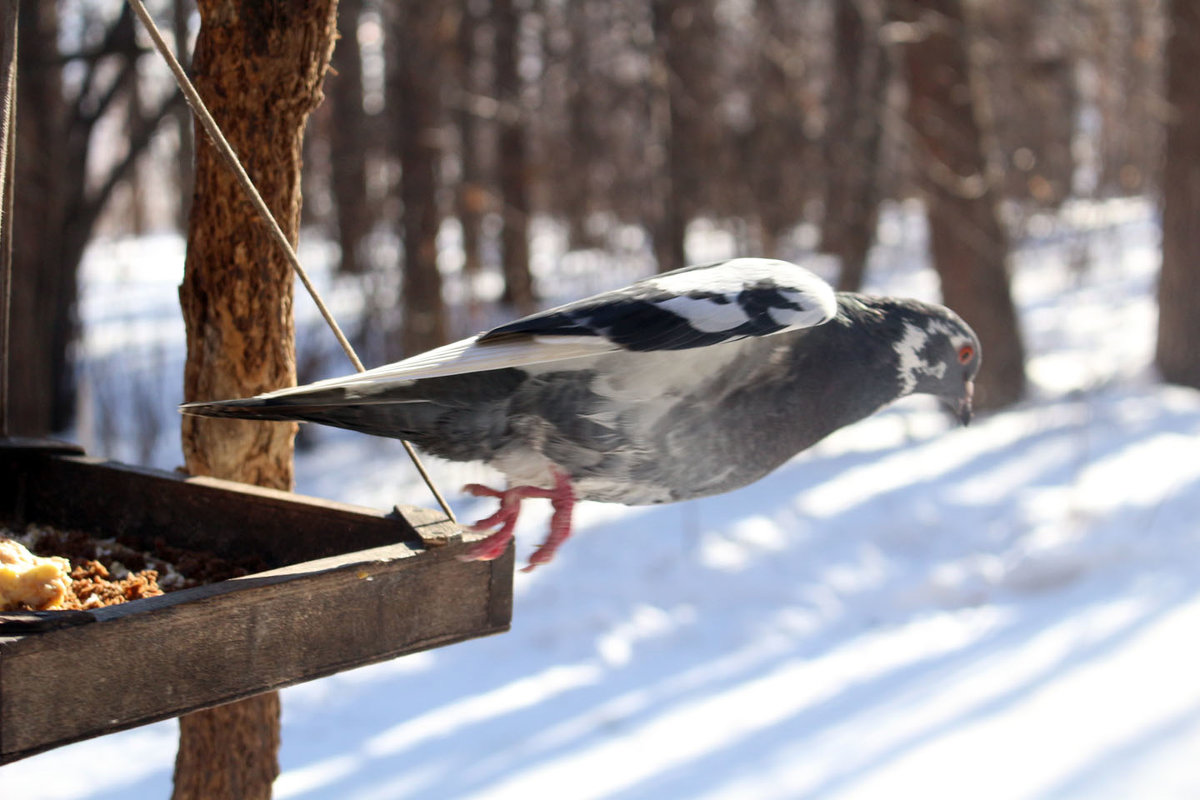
[887,300,980,425]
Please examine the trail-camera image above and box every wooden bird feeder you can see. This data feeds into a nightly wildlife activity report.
[0,3,512,768]
[0,439,513,765]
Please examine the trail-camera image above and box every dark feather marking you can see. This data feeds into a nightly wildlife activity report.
[479,259,823,352]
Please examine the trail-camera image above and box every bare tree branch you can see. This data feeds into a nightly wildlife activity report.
[75,89,185,237]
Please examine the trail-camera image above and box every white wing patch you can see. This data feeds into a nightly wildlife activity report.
[649,258,837,334]
[647,258,793,295]
[767,288,835,328]
[653,295,752,332]
[256,258,836,401]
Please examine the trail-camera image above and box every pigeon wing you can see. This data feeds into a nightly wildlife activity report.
[480,257,837,351]
[202,259,836,404]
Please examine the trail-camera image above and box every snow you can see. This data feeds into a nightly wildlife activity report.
[4,199,1200,799]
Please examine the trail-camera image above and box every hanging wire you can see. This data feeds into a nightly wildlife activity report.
[127,0,458,524]
[0,0,17,438]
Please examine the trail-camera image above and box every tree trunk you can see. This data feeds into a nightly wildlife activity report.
[891,0,1026,411]
[1096,0,1163,197]
[493,0,536,312]
[563,0,599,250]
[175,2,337,799]
[388,0,449,356]
[125,70,149,236]
[329,0,371,274]
[173,695,282,800]
[1157,0,1200,387]
[173,0,194,231]
[746,0,800,259]
[9,1,66,436]
[822,0,889,291]
[9,4,183,436]
[651,0,694,272]
[447,2,486,330]
[451,2,485,277]
[975,1,1076,208]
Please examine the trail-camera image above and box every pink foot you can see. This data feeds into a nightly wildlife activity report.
[458,471,577,571]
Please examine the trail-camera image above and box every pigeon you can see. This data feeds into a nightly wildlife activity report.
[181,258,980,571]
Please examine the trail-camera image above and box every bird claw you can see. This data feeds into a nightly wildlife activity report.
[457,490,521,562]
[457,472,577,569]
[460,531,515,562]
[520,488,576,572]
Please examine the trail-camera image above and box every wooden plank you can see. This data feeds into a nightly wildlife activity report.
[0,611,95,634]
[0,450,460,566]
[0,538,512,763]
[0,447,513,765]
[0,438,85,456]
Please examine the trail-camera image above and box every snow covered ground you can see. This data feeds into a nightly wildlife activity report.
[3,200,1199,799]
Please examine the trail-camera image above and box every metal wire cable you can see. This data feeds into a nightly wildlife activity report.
[0,1,17,438]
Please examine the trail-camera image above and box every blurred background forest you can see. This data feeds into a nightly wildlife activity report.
[8,0,1191,444]
[8,3,1200,796]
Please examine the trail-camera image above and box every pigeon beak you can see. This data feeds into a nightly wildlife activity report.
[957,380,975,426]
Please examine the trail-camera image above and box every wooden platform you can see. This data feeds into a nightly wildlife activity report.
[0,441,512,765]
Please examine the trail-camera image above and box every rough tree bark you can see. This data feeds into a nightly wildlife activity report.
[175,2,337,799]
[494,0,537,312]
[1156,0,1200,387]
[822,0,889,291]
[890,0,1026,410]
[388,0,450,355]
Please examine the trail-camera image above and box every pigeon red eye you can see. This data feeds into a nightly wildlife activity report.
[957,345,974,364]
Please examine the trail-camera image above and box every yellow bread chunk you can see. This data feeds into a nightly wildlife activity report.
[0,538,72,611]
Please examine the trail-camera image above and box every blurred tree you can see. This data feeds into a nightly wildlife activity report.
[975,1,1076,208]
[651,0,720,272]
[563,0,602,250]
[744,0,816,259]
[494,0,537,312]
[448,0,486,276]
[890,0,1026,410]
[599,3,660,240]
[175,1,337,797]
[538,0,657,252]
[329,0,372,274]
[388,0,450,354]
[173,0,194,230]
[821,0,890,289]
[1095,0,1164,197]
[1156,0,1200,387]
[9,1,66,437]
[9,2,181,436]
[124,65,149,236]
